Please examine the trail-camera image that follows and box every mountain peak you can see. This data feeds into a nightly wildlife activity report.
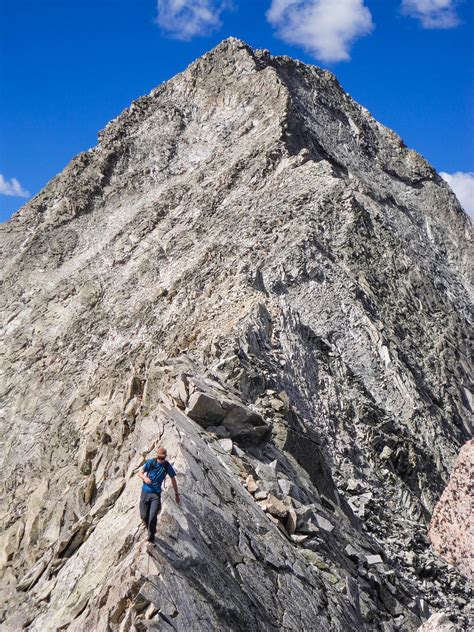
[0,40,472,631]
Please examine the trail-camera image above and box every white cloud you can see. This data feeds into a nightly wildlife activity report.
[156,0,229,39]
[440,172,474,217]
[401,0,459,28]
[267,0,374,62]
[0,174,29,198]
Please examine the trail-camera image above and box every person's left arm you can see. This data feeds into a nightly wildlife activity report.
[170,476,180,504]
[167,463,180,504]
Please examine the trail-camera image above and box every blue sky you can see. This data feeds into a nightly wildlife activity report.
[0,0,473,221]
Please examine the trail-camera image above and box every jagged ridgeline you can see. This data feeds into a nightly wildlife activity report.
[0,38,472,631]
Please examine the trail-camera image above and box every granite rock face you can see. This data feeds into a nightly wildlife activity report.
[0,38,472,630]
[428,440,473,581]
[418,613,461,632]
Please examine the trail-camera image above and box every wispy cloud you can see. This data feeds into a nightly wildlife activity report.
[0,174,29,198]
[156,0,230,40]
[267,0,374,62]
[401,0,460,28]
[440,172,474,217]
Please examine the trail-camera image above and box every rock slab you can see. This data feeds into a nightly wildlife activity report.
[428,440,474,581]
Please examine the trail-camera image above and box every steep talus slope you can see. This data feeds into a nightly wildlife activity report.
[0,38,472,630]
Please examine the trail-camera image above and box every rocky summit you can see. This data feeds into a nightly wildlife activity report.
[0,38,472,631]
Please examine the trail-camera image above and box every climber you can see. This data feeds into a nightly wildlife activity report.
[137,446,180,543]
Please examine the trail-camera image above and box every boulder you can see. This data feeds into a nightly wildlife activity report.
[245,474,258,494]
[264,494,288,519]
[256,460,278,481]
[207,425,231,438]
[278,478,292,496]
[222,405,270,446]
[345,544,363,561]
[270,398,286,412]
[417,613,459,631]
[285,506,297,536]
[365,554,383,566]
[185,384,269,445]
[314,514,334,533]
[177,374,189,406]
[78,442,98,475]
[218,438,233,454]
[380,446,394,460]
[186,392,227,426]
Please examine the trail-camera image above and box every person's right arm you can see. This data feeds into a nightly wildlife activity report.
[137,464,152,485]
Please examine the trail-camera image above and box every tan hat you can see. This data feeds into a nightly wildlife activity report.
[156,447,167,458]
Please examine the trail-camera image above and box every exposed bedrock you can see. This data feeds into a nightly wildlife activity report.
[428,440,473,582]
[0,38,472,630]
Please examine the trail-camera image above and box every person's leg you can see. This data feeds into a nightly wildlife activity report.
[147,493,162,541]
[139,490,150,529]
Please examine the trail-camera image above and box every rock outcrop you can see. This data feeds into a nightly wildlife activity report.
[418,612,461,632]
[0,38,472,630]
[428,440,473,581]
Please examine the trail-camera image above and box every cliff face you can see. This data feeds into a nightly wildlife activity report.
[428,439,474,582]
[0,38,472,631]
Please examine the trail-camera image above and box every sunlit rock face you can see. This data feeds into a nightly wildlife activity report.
[429,440,474,582]
[0,38,472,631]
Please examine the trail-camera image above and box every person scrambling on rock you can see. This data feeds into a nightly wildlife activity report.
[137,446,180,543]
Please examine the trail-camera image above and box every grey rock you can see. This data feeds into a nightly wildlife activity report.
[186,392,226,426]
[222,404,269,446]
[285,505,298,536]
[0,36,471,632]
[315,514,335,533]
[206,425,231,438]
[429,439,474,581]
[218,438,233,453]
[245,474,258,494]
[17,549,53,592]
[177,374,189,407]
[263,494,288,519]
[348,497,366,518]
[270,398,286,412]
[256,480,279,497]
[83,474,96,505]
[380,446,394,460]
[296,519,320,535]
[255,460,278,481]
[290,533,309,544]
[365,554,384,566]
[232,445,246,458]
[417,612,460,631]
[90,479,125,519]
[345,545,363,561]
[346,478,363,493]
[186,373,270,444]
[277,478,292,496]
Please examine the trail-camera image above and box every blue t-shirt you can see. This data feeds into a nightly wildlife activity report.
[142,458,176,494]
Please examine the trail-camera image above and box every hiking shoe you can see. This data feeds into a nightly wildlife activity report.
[147,534,155,543]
